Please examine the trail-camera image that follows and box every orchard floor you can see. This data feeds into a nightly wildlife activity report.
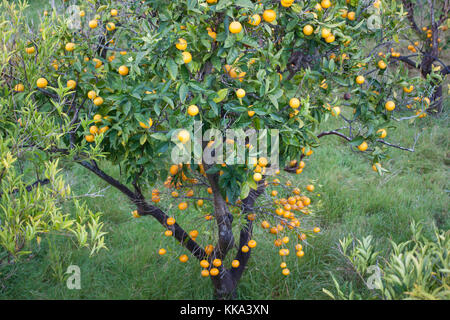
[1,109,448,300]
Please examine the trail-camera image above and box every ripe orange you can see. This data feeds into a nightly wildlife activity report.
[14,83,24,92]
[306,184,314,192]
[229,21,242,34]
[357,141,368,151]
[289,97,300,109]
[111,9,118,16]
[166,217,176,225]
[248,240,257,248]
[331,106,341,117]
[248,14,261,26]
[263,10,276,23]
[118,65,129,76]
[88,90,97,99]
[187,105,199,116]
[253,172,262,182]
[182,51,192,64]
[356,75,365,84]
[89,19,98,29]
[178,130,190,143]
[89,126,99,135]
[200,260,209,268]
[178,202,188,210]
[158,248,166,255]
[321,28,331,38]
[296,250,305,257]
[65,42,75,51]
[169,164,179,175]
[378,60,387,69]
[106,22,115,31]
[236,89,245,98]
[303,25,314,35]
[385,100,395,111]
[347,11,355,20]
[176,38,187,50]
[241,245,249,253]
[179,254,188,263]
[313,227,321,233]
[67,80,76,89]
[164,230,173,236]
[201,269,210,277]
[139,118,153,129]
[210,268,219,276]
[25,46,35,54]
[377,128,387,138]
[36,78,48,88]
[213,259,222,267]
[321,0,331,8]
[93,97,104,106]
[232,260,240,268]
[282,268,290,276]
[85,135,94,143]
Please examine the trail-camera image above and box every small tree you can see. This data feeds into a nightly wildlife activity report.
[398,0,449,114]
[1,0,435,298]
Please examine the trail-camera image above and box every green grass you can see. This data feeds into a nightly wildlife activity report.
[1,109,448,300]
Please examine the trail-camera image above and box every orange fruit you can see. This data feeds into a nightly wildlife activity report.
[303,25,314,35]
[14,83,24,92]
[93,97,104,106]
[347,11,355,20]
[263,9,276,23]
[248,14,261,26]
[289,98,300,109]
[158,248,166,255]
[210,268,219,276]
[89,126,99,135]
[377,128,387,138]
[118,65,129,76]
[236,89,246,98]
[65,42,75,51]
[89,19,98,29]
[85,135,94,143]
[106,22,115,31]
[200,260,209,268]
[178,202,188,210]
[179,254,188,263]
[201,269,210,277]
[229,21,242,34]
[178,130,190,143]
[176,38,187,50]
[67,80,76,89]
[232,260,240,268]
[385,100,395,111]
[306,184,314,192]
[182,51,192,64]
[213,259,222,267]
[248,240,257,248]
[111,9,118,16]
[356,75,365,84]
[88,90,97,99]
[357,141,368,151]
[36,78,48,88]
[241,245,249,253]
[166,217,176,225]
[282,268,290,276]
[187,105,199,116]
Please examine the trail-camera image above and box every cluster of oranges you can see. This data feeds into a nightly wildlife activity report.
[129,156,321,277]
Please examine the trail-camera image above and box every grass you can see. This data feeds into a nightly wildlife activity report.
[1,109,448,300]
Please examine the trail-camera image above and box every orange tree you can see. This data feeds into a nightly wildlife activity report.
[397,0,449,113]
[1,0,434,298]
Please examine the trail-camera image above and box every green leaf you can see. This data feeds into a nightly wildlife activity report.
[213,89,228,103]
[166,58,178,80]
[179,83,188,103]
